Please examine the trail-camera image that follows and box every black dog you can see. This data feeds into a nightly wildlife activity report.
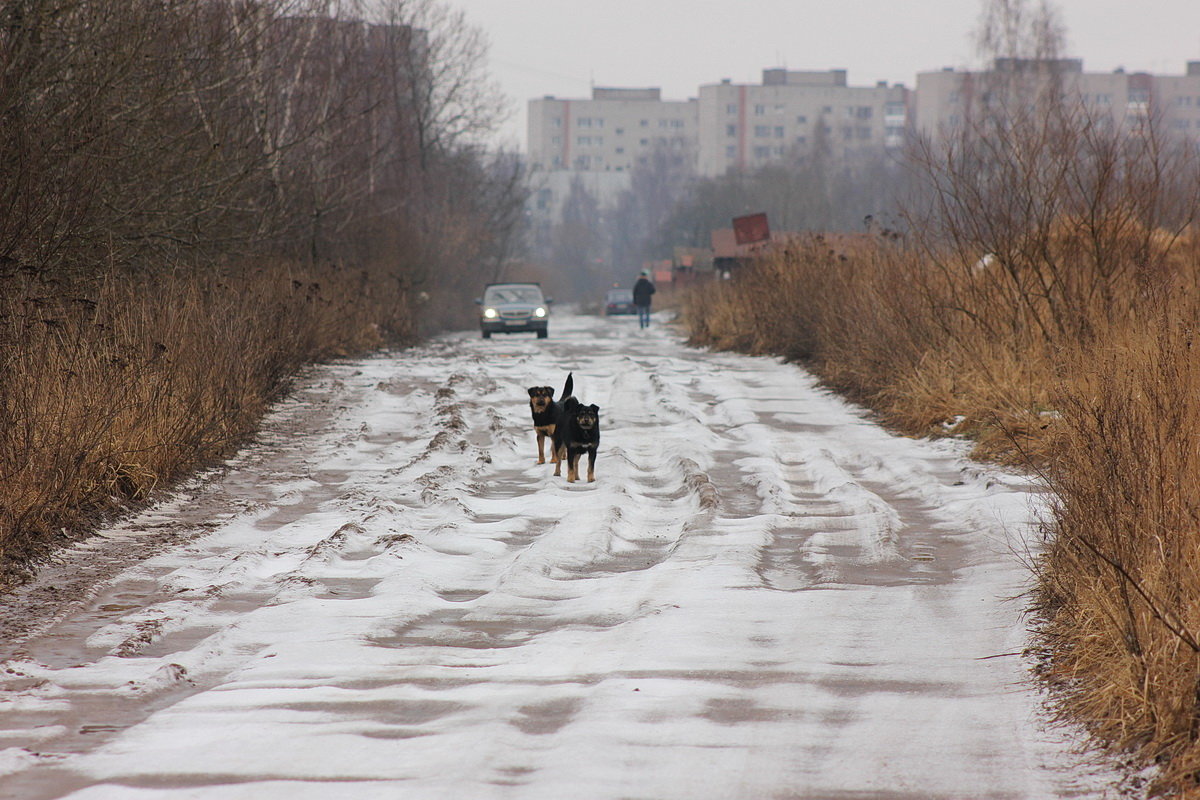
[552,396,601,483]
[527,373,572,465]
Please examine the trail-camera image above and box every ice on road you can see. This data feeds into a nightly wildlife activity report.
[0,312,1105,799]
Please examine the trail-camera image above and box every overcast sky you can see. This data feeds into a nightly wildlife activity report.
[445,0,1200,151]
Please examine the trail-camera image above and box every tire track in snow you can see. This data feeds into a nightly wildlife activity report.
[0,313,1109,800]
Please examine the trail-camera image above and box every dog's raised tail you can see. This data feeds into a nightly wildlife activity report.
[561,372,574,400]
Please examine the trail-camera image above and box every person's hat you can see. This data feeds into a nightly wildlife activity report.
[640,269,650,276]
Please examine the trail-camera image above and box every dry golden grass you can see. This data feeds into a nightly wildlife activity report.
[1035,307,1200,795]
[684,228,1200,794]
[0,262,414,587]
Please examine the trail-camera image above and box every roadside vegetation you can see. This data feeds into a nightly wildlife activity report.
[684,3,1200,795]
[0,0,528,587]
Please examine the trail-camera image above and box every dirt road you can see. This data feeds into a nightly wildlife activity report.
[0,312,1109,799]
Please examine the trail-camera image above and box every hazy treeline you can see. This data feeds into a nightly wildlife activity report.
[0,0,526,582]
[536,139,908,294]
[685,2,1200,794]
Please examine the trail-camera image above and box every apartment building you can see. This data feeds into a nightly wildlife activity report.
[527,87,699,174]
[526,87,699,234]
[526,59,1200,242]
[914,58,1200,138]
[526,70,910,234]
[696,69,910,176]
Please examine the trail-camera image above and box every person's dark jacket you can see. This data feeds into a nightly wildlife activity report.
[633,277,656,307]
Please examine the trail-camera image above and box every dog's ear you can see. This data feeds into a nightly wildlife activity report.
[589,404,600,414]
[528,387,537,397]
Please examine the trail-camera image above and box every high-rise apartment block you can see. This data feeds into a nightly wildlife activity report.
[914,59,1200,138]
[527,87,699,174]
[526,60,1200,230]
[527,70,909,180]
[697,69,909,176]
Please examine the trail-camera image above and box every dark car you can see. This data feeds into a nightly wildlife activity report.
[476,282,551,339]
[604,288,635,316]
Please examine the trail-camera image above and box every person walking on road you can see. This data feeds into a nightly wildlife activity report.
[633,270,656,329]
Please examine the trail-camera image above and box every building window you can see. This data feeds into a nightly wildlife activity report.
[795,136,807,144]
[616,147,625,154]
[726,124,737,136]
[640,138,649,145]
[753,145,770,158]
[822,106,832,114]
[726,103,737,114]
[856,126,872,140]
[578,117,592,128]
[577,136,591,145]
[640,119,649,127]
[659,119,670,128]
[671,119,684,128]
[551,136,560,145]
[754,104,766,115]
[553,117,562,127]
[754,125,770,137]
[725,145,736,158]
[615,127,624,135]
[796,115,807,124]
[774,126,784,138]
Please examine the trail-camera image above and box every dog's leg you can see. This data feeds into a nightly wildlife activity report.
[536,430,546,464]
[587,448,596,483]
[567,451,578,483]
[553,444,563,476]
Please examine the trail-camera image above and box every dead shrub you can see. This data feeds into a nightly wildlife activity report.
[0,261,415,587]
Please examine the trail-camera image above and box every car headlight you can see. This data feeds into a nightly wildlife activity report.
[534,307,547,318]
[483,308,498,319]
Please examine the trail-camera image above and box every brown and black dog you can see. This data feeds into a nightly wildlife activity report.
[551,396,600,483]
[527,372,572,465]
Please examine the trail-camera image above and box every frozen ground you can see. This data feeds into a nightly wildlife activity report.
[0,311,1118,799]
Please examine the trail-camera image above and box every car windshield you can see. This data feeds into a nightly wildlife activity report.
[485,286,543,304]
[607,289,633,302]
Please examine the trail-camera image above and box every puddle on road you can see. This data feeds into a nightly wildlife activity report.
[700,696,792,725]
[509,696,583,735]
[371,606,630,653]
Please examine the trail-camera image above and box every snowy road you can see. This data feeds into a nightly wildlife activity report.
[0,312,1106,799]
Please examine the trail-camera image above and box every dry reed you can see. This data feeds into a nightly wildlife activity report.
[0,261,413,588]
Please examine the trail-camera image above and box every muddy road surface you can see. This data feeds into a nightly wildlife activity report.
[0,312,1109,799]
